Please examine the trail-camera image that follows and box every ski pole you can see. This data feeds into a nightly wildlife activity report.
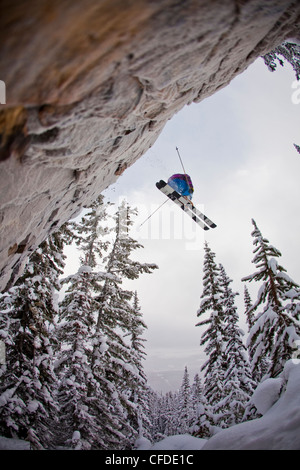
[176,146,191,191]
[138,198,169,229]
[176,146,187,175]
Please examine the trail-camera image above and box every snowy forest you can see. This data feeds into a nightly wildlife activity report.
[0,42,300,451]
[0,193,299,450]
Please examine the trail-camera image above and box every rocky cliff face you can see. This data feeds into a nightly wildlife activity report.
[1,0,299,291]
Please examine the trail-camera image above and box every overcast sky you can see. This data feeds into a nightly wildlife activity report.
[76,56,300,393]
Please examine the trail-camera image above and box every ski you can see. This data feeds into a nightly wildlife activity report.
[156,180,217,230]
[156,181,209,230]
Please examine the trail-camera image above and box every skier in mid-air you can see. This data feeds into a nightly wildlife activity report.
[156,173,216,231]
[152,147,216,231]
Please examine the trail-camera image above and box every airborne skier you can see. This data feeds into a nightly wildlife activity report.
[156,178,216,231]
[151,147,216,231]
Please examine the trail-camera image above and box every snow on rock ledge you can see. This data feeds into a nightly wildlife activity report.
[202,361,300,450]
[1,0,300,291]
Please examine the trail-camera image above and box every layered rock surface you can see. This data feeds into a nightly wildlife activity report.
[1,0,300,290]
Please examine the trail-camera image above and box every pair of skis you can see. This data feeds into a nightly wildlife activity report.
[156,180,216,231]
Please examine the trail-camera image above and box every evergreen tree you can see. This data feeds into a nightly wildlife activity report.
[160,391,179,436]
[243,284,261,387]
[128,292,147,379]
[146,389,164,442]
[125,291,152,441]
[190,374,214,439]
[57,198,157,449]
[196,243,226,413]
[244,285,255,331]
[191,373,202,404]
[56,197,117,449]
[56,266,106,449]
[190,373,203,433]
[91,200,158,448]
[219,264,255,426]
[72,195,111,268]
[0,225,72,448]
[191,398,214,439]
[177,366,192,433]
[150,393,165,438]
[262,41,300,80]
[242,219,300,378]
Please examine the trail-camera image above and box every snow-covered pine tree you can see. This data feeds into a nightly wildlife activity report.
[262,41,300,80]
[145,389,166,443]
[125,291,152,441]
[56,265,106,450]
[242,219,300,378]
[189,373,203,433]
[243,284,261,387]
[191,397,214,439]
[128,292,147,379]
[0,224,72,449]
[191,373,202,406]
[244,285,255,332]
[190,373,215,438]
[177,366,192,434]
[72,195,111,268]
[159,391,179,437]
[218,264,255,426]
[91,200,158,449]
[196,243,226,415]
[56,196,112,449]
[190,375,214,439]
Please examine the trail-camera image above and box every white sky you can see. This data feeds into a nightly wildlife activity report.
[69,57,300,393]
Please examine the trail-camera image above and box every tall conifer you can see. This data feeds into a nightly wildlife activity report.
[242,219,300,378]
[0,225,72,448]
[177,366,192,433]
[196,243,226,408]
[219,264,255,425]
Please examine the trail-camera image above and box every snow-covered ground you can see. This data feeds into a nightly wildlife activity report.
[140,361,300,451]
[0,435,30,450]
[1,362,299,450]
[202,361,300,450]
[135,434,207,450]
